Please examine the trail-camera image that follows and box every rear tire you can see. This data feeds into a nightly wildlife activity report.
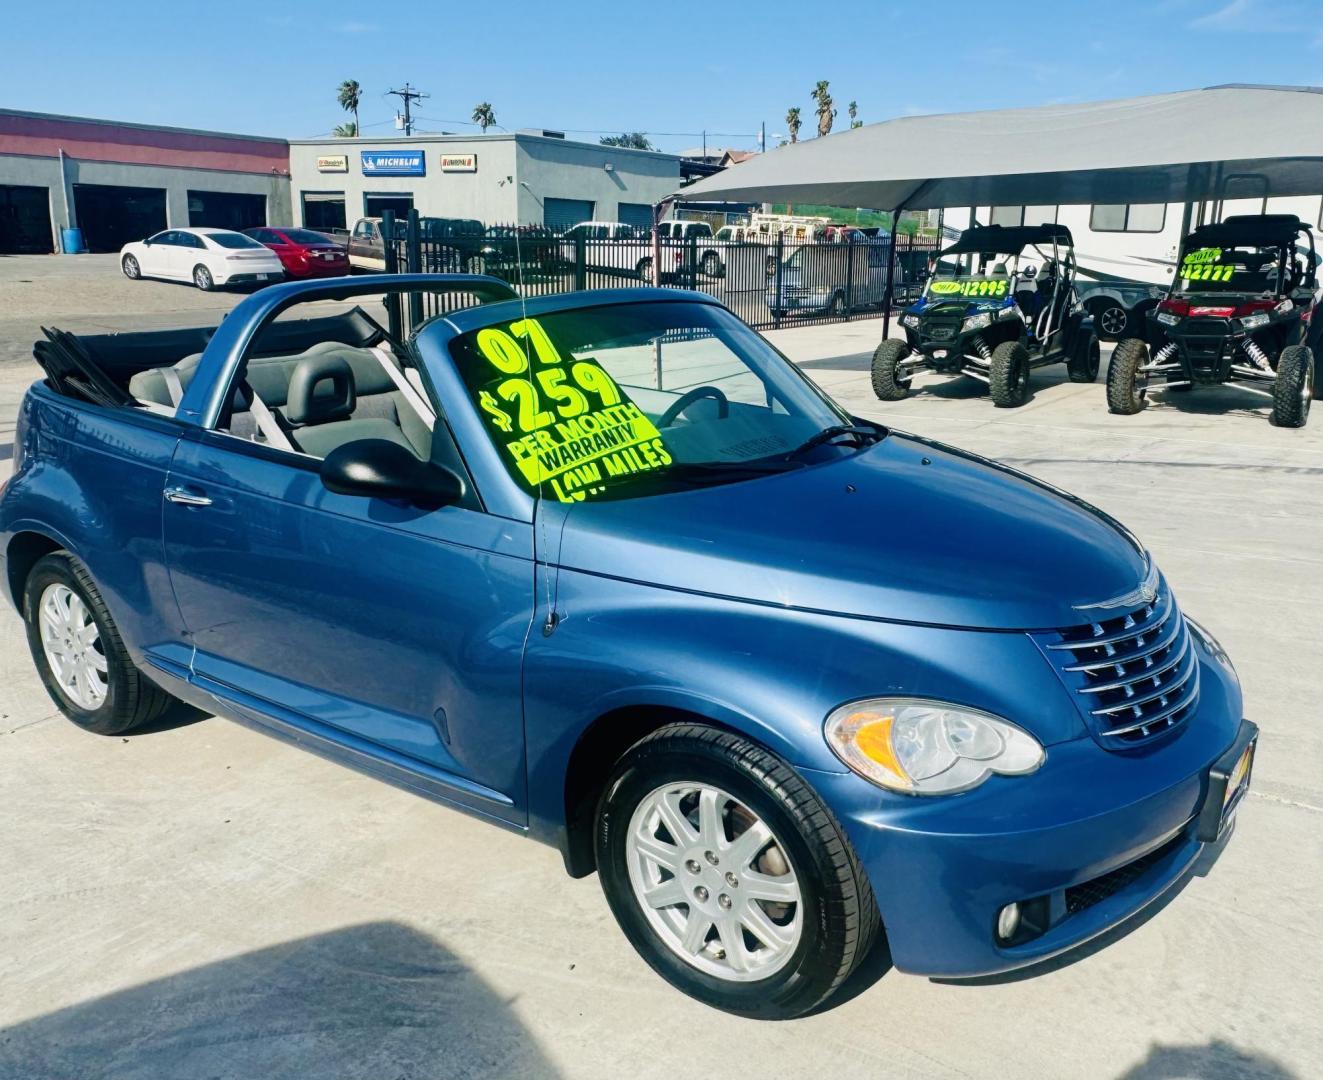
[1271,344,1314,428]
[1106,338,1150,414]
[701,251,723,277]
[595,724,880,1020]
[636,257,653,282]
[23,552,176,736]
[1089,299,1129,341]
[1067,331,1101,382]
[871,339,912,401]
[192,264,215,291]
[989,341,1031,407]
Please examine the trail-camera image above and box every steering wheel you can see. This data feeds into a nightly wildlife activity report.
[659,385,730,428]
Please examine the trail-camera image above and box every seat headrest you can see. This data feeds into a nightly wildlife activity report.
[285,352,355,425]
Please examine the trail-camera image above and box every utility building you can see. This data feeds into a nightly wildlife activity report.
[0,109,290,253]
[287,130,681,232]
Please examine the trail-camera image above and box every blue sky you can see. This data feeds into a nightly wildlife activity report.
[2,0,1320,152]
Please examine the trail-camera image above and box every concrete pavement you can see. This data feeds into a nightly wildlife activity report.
[0,295,1319,1079]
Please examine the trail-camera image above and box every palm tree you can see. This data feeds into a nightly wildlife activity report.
[848,101,861,129]
[811,80,836,138]
[336,79,361,137]
[333,121,358,138]
[471,102,496,132]
[785,106,802,144]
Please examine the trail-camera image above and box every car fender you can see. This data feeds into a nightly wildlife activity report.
[520,566,1086,850]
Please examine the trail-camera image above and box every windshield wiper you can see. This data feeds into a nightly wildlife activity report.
[783,423,885,460]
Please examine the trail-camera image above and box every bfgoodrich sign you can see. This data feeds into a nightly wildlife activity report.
[361,150,426,176]
[316,154,348,172]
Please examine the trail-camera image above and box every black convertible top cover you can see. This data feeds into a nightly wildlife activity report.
[940,223,1074,257]
[1184,213,1303,249]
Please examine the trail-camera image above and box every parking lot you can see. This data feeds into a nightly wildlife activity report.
[1,262,1320,1080]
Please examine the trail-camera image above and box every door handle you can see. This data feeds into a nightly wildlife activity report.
[164,486,213,507]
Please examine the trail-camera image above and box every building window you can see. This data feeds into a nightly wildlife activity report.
[1090,203,1166,233]
[989,205,1058,227]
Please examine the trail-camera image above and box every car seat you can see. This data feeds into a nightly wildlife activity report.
[281,351,418,459]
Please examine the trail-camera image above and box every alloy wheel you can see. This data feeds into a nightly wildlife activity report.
[1099,305,1127,336]
[625,782,802,982]
[38,583,108,710]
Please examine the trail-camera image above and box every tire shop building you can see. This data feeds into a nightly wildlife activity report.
[287,130,681,233]
[0,109,291,254]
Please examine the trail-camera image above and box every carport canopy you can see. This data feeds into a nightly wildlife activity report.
[677,85,1323,212]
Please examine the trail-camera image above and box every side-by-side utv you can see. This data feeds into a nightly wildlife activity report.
[1107,214,1320,427]
[871,224,1100,408]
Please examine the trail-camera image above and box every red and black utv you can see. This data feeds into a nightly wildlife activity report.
[1107,214,1320,427]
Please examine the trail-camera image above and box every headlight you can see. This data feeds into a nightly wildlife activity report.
[962,312,992,332]
[1156,311,1181,326]
[1239,313,1269,331]
[1186,616,1235,673]
[901,314,920,329]
[824,697,1044,796]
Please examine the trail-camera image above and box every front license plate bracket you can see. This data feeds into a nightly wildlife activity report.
[1195,719,1258,842]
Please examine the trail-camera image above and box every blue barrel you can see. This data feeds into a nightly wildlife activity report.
[61,227,85,254]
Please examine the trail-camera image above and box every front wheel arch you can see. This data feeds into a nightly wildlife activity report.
[560,705,742,878]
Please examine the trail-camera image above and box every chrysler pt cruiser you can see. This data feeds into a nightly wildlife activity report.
[0,276,1256,1018]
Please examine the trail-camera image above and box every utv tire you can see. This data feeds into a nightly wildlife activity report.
[989,341,1031,407]
[1067,331,1101,382]
[595,723,880,1020]
[23,552,176,736]
[1271,344,1314,428]
[1106,338,1150,414]
[871,339,912,401]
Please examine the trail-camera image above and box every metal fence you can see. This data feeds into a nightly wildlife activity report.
[376,209,939,338]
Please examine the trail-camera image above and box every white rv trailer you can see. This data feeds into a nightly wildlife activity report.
[940,195,1323,339]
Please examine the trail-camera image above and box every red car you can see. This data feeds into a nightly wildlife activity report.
[243,227,349,279]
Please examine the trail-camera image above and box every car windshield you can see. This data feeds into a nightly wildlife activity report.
[208,232,265,249]
[445,300,855,503]
[1174,241,1292,295]
[282,229,336,245]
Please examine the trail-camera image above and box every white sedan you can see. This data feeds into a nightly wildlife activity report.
[120,228,286,291]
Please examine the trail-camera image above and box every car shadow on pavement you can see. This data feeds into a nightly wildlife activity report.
[1116,1038,1298,1080]
[0,920,560,1080]
[932,828,1234,988]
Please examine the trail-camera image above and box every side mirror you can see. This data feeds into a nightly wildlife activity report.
[143,237,152,246]
[320,439,464,505]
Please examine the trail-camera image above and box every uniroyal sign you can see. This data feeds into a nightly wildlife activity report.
[316,154,348,173]
[440,154,477,173]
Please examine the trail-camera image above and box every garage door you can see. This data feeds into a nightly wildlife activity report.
[188,190,266,231]
[0,185,53,253]
[544,198,594,234]
[364,193,413,219]
[302,191,346,231]
[72,184,166,253]
[617,202,653,229]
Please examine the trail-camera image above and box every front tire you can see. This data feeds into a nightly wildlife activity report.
[192,264,215,291]
[1271,344,1314,428]
[1106,338,1150,414]
[701,251,723,277]
[636,257,653,282]
[23,552,175,735]
[1067,331,1101,382]
[871,339,912,401]
[596,724,880,1019]
[989,340,1031,407]
[121,254,141,280]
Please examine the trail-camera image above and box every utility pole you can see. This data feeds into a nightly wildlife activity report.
[760,121,765,152]
[386,83,429,136]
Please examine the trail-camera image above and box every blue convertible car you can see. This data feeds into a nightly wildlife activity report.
[0,275,1255,1018]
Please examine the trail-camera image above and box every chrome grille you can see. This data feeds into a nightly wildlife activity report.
[1042,584,1199,749]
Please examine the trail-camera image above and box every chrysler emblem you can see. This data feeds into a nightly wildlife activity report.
[1074,560,1159,612]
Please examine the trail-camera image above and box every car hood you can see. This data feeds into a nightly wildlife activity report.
[552,433,1147,631]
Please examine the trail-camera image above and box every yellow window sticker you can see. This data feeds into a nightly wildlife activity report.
[471,318,673,503]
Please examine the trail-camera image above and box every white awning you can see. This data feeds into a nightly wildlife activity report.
[678,85,1323,211]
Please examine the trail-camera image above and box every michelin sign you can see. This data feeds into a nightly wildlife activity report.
[361,150,426,176]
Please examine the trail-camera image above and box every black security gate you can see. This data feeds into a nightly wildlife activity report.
[379,208,938,338]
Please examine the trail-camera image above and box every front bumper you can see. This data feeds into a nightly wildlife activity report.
[808,659,1248,977]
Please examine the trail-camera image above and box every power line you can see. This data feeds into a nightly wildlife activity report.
[386,84,429,136]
